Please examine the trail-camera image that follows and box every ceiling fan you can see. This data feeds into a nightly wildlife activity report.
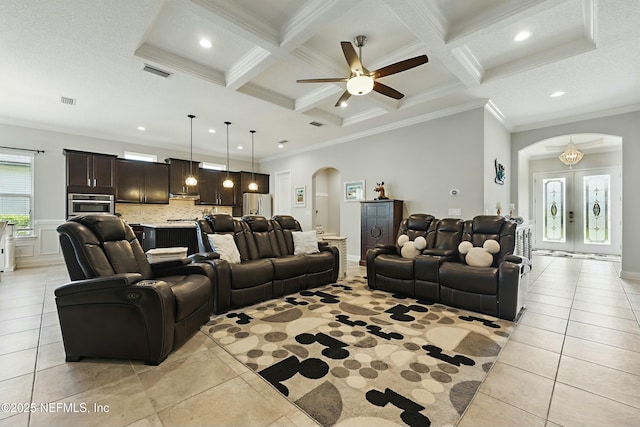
[297,35,429,107]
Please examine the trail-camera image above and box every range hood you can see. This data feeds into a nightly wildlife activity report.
[169,192,200,200]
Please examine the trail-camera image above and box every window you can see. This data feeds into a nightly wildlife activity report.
[542,177,565,242]
[124,151,157,162]
[0,152,34,236]
[201,162,226,171]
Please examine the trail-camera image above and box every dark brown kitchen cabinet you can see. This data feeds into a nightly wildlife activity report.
[198,169,238,206]
[360,199,404,265]
[116,159,169,204]
[166,158,199,197]
[240,172,269,194]
[65,149,116,194]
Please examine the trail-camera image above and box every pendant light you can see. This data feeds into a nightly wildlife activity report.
[558,137,584,169]
[223,121,234,188]
[248,130,258,191]
[185,114,198,187]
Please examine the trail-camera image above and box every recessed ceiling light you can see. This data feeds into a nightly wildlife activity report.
[339,101,348,108]
[199,39,212,48]
[550,91,566,98]
[514,31,532,42]
[237,145,243,150]
[137,126,146,131]
[278,140,288,149]
[208,129,216,133]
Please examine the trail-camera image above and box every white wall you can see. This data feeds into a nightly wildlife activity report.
[484,109,512,215]
[261,108,487,259]
[511,110,640,279]
[0,122,252,268]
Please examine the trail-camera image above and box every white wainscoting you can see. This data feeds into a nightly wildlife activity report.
[15,219,65,269]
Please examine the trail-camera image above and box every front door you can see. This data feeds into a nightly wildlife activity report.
[534,167,621,255]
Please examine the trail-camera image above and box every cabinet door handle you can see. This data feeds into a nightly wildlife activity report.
[93,178,96,187]
[87,178,91,186]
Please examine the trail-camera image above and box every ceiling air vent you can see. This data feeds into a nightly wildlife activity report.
[60,96,76,106]
[142,64,172,78]
[309,121,324,127]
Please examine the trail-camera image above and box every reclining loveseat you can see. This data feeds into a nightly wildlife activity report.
[195,214,339,314]
[367,214,529,320]
[56,215,215,365]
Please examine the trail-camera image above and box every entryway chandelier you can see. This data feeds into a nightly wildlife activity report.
[558,139,584,169]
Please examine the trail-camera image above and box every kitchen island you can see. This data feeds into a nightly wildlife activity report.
[139,222,198,255]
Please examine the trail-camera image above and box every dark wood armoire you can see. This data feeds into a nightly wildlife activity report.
[360,199,404,265]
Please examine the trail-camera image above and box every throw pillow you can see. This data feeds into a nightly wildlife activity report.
[458,239,500,267]
[207,233,241,264]
[292,230,320,255]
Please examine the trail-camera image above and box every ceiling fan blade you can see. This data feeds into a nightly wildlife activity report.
[341,41,364,73]
[297,77,348,83]
[334,90,351,107]
[373,81,404,99]
[372,55,428,79]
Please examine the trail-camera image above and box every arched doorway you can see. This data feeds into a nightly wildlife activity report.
[519,133,622,255]
[312,167,340,235]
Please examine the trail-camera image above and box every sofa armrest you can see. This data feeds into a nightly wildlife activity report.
[54,273,144,297]
[193,258,232,314]
[151,259,216,278]
[366,245,398,289]
[497,261,523,320]
[189,252,220,262]
[375,243,397,251]
[55,276,176,365]
[504,254,523,264]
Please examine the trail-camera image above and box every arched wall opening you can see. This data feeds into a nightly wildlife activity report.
[516,133,622,254]
[312,167,341,235]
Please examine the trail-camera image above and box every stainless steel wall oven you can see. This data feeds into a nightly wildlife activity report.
[67,193,114,218]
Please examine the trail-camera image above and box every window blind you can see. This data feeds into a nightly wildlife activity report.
[0,152,33,233]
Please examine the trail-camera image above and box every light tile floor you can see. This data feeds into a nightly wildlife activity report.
[0,256,638,426]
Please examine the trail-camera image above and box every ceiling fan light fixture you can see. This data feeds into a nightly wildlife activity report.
[559,139,584,168]
[346,74,374,96]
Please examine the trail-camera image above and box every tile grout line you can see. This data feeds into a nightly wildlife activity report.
[539,258,582,426]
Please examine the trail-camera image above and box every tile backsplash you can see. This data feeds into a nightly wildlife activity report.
[116,199,233,224]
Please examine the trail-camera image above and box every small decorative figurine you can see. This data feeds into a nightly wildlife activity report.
[494,158,505,185]
[374,182,389,200]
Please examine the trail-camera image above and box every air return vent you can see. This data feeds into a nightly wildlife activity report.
[60,96,76,106]
[142,64,172,78]
[309,121,324,127]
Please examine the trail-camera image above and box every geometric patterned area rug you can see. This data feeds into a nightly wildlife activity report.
[202,276,513,427]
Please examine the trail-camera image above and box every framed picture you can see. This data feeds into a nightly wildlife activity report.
[344,180,365,202]
[295,186,306,207]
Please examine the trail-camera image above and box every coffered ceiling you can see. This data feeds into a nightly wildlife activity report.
[0,0,638,161]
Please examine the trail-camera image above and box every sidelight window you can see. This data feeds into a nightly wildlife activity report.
[543,177,565,242]
[584,174,610,245]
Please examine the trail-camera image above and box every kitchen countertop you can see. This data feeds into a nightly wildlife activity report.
[139,222,197,228]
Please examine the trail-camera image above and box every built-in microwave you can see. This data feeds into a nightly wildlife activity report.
[68,193,114,218]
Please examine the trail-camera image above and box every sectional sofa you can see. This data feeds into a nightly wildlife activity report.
[195,214,339,313]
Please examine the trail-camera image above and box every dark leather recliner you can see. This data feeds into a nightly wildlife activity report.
[56,215,215,365]
[439,215,526,320]
[195,214,339,314]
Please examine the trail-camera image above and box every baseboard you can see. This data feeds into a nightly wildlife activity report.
[620,270,640,281]
[16,255,65,269]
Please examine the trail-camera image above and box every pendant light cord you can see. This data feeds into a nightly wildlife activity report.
[250,130,256,180]
[224,121,231,179]
[188,114,196,175]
